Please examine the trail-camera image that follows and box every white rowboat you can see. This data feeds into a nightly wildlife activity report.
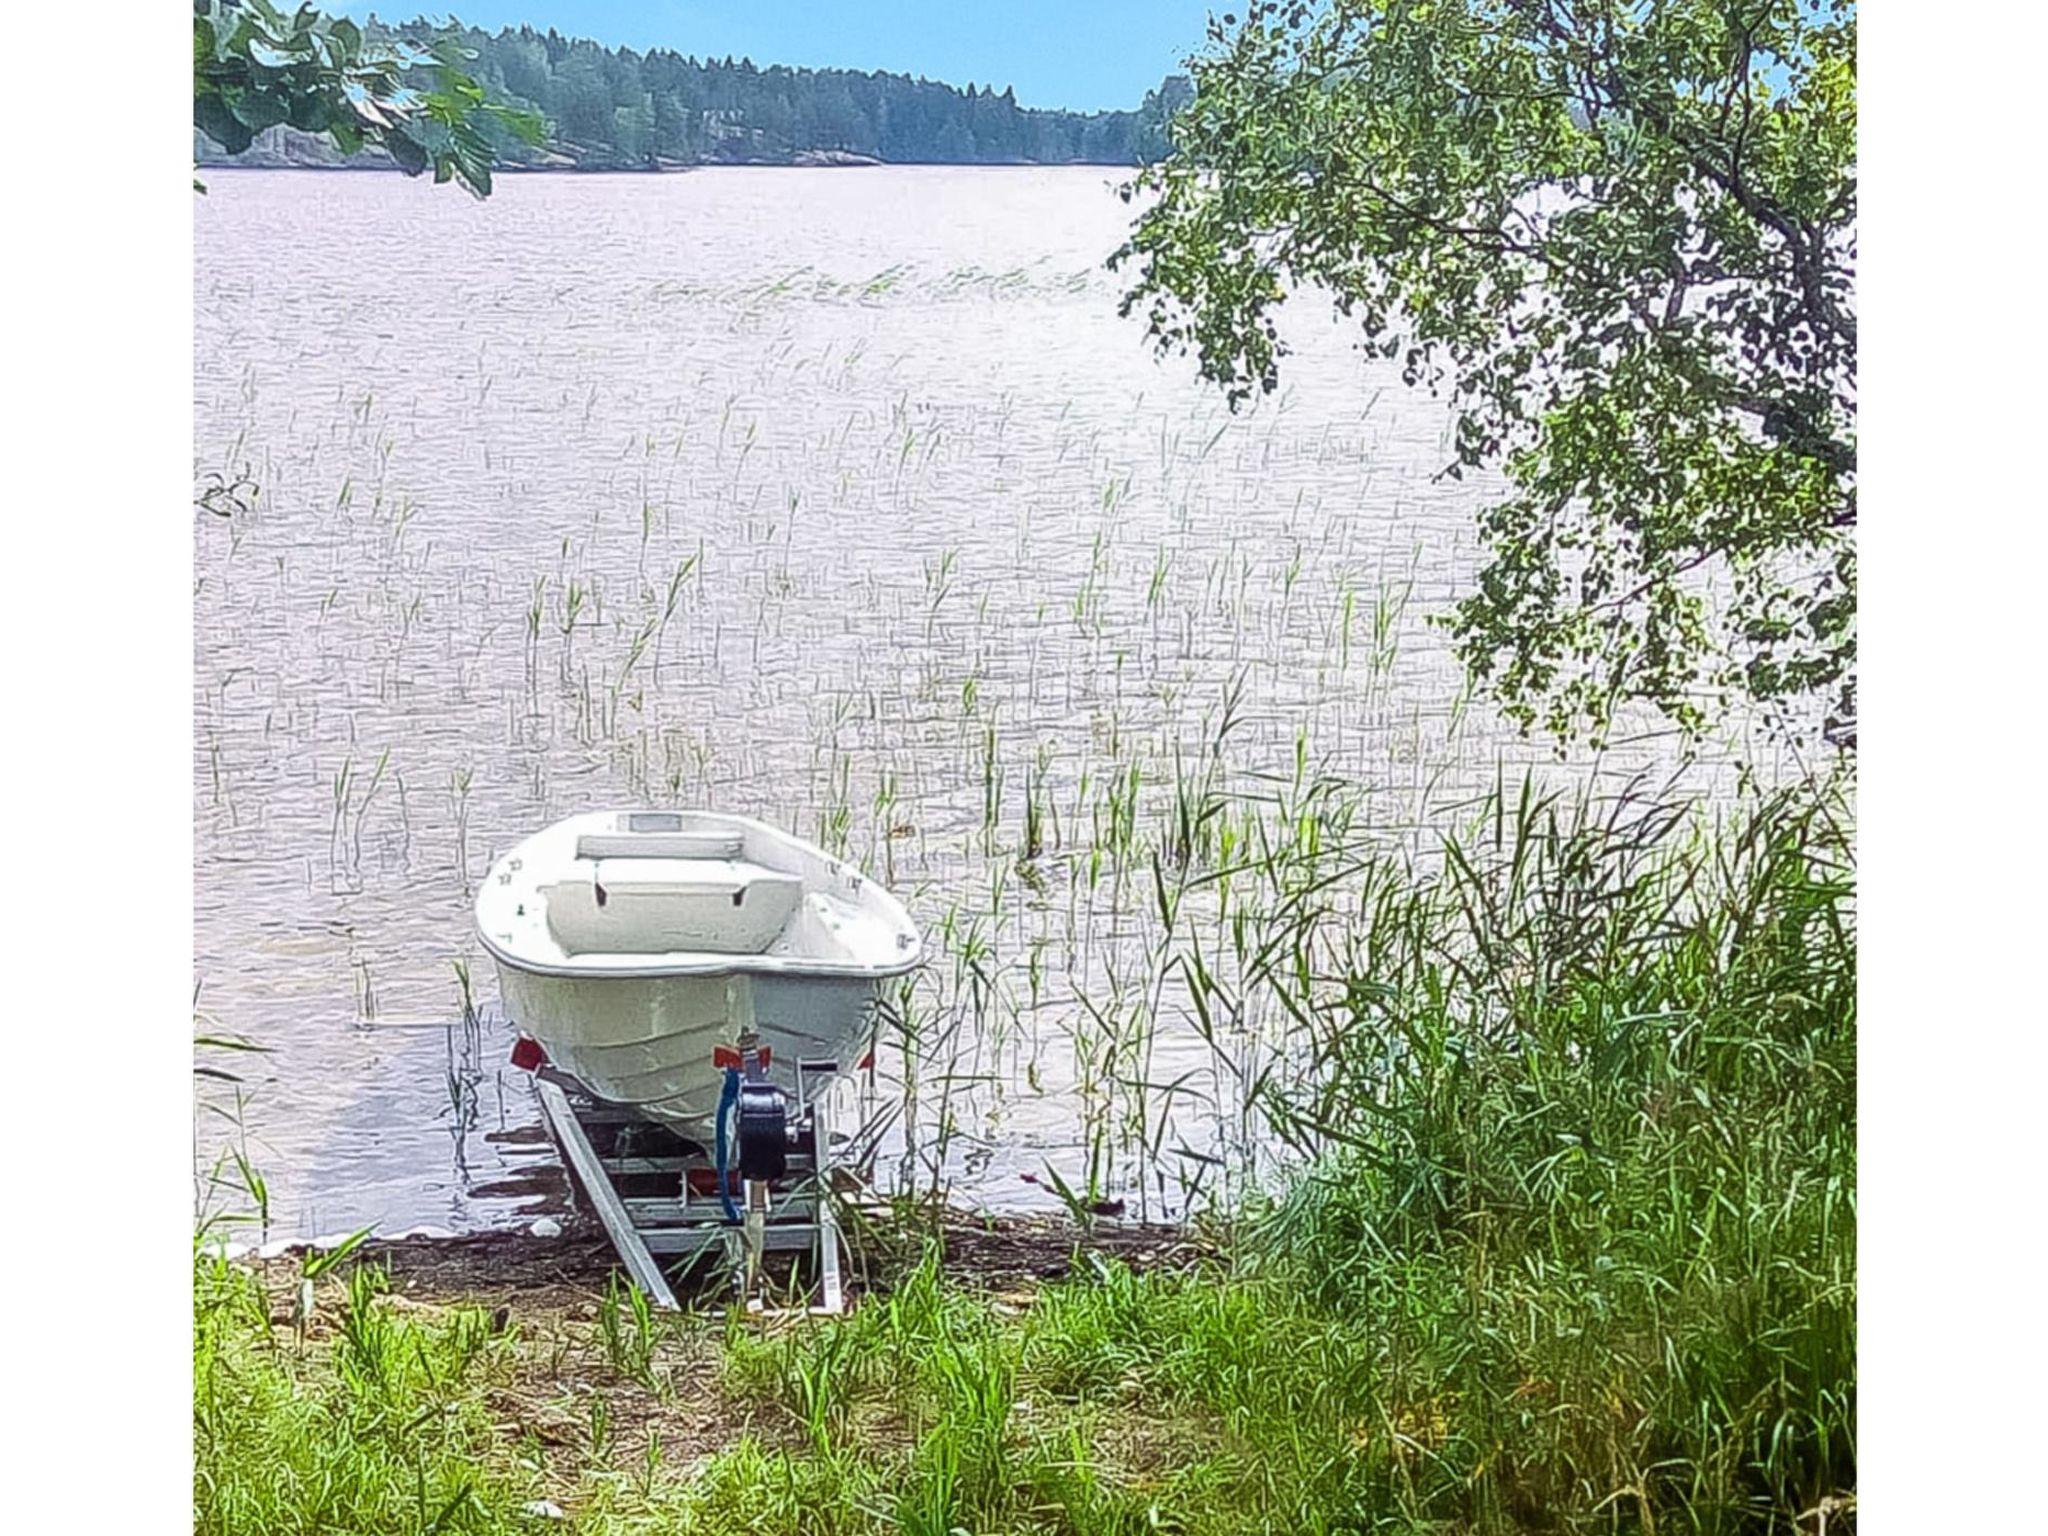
[475,810,922,1136]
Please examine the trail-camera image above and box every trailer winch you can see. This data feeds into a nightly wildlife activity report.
[515,1030,848,1312]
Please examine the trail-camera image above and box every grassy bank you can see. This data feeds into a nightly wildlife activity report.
[196,784,1854,1533]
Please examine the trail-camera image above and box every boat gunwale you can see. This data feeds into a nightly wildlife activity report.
[477,927,924,982]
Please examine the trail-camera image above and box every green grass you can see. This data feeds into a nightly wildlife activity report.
[196,782,1852,1534]
[194,1257,526,1533]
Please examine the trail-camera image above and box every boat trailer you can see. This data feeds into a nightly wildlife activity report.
[515,1033,848,1313]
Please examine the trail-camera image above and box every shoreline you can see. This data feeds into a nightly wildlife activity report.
[232,1205,1212,1309]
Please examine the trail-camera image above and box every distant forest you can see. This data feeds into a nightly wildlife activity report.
[196,17,1193,171]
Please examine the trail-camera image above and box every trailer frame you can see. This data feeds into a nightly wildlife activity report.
[530,1057,846,1313]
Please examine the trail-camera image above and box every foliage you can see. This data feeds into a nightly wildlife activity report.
[1225,777,1857,1526]
[196,780,1853,1534]
[196,10,1187,172]
[1116,1,1858,748]
[193,1,544,196]
[430,23,1182,167]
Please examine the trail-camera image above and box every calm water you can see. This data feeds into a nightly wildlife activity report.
[193,167,1761,1241]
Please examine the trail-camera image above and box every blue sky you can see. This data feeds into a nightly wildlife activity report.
[344,3,1220,112]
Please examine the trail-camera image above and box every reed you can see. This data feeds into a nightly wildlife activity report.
[717,783,1848,1531]
[596,1274,666,1395]
[199,768,1853,1532]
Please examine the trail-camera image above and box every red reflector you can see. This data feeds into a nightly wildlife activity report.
[685,1166,741,1197]
[712,1045,742,1070]
[757,1045,772,1068]
[509,1036,545,1072]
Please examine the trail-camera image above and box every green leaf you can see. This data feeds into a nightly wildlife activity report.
[302,1226,375,1280]
[247,40,301,70]
[231,88,289,135]
[194,92,253,154]
[384,128,429,175]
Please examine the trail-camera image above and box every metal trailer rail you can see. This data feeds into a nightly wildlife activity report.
[531,1057,846,1313]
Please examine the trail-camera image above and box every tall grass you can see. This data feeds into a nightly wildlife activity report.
[707,783,1857,1533]
[1210,778,1856,1529]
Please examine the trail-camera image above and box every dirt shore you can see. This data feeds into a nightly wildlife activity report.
[246,1206,1217,1315]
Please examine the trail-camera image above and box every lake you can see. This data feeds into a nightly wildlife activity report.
[193,166,1760,1242]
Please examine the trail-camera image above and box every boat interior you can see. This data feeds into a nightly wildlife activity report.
[535,814,878,964]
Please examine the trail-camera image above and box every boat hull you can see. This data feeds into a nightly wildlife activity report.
[493,961,884,1136]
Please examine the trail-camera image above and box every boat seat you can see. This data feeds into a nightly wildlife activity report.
[543,858,805,956]
[576,831,745,861]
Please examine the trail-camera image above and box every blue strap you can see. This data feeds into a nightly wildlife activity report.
[713,1066,741,1222]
